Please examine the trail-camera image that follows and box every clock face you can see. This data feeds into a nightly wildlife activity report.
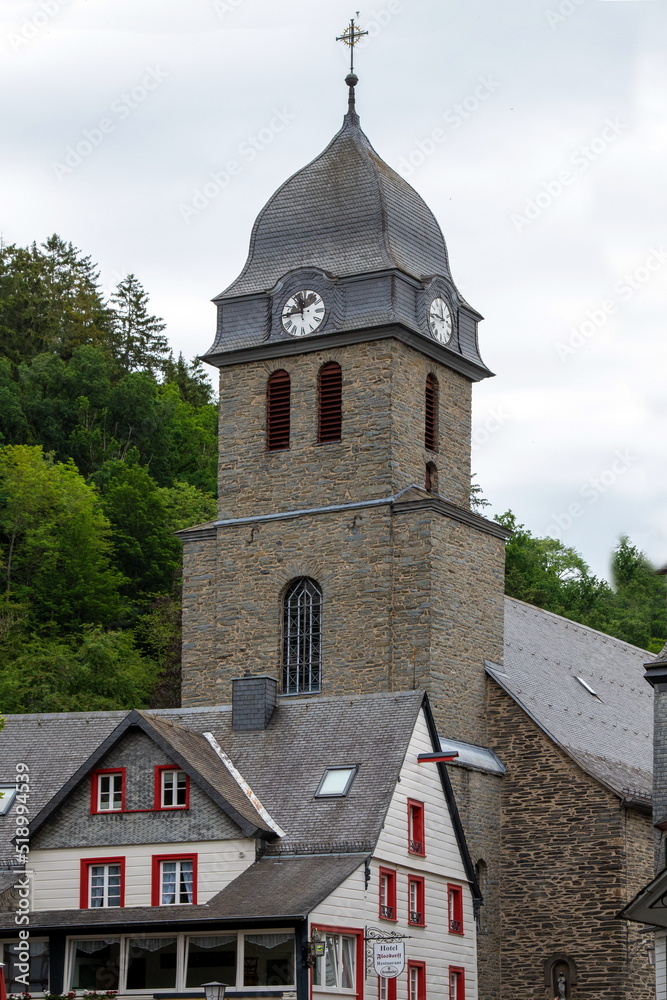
[429,296,453,344]
[281,290,325,337]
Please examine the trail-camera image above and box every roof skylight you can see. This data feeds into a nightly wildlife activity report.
[315,766,357,798]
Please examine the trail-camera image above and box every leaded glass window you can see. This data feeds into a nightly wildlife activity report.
[282,577,322,694]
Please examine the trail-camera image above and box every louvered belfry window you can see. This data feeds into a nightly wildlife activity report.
[266,370,291,450]
[282,577,322,695]
[424,374,438,451]
[318,362,342,443]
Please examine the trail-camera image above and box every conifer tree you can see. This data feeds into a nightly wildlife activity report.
[109,274,170,377]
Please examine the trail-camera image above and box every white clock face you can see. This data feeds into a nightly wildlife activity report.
[281,290,325,337]
[429,297,453,344]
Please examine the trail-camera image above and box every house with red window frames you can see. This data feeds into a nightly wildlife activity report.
[0,683,479,1000]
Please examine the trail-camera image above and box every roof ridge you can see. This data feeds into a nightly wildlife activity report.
[504,595,651,656]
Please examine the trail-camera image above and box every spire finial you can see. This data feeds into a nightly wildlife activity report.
[336,13,368,116]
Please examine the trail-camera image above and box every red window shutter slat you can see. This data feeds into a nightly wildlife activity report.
[424,374,438,451]
[267,370,291,450]
[318,362,342,443]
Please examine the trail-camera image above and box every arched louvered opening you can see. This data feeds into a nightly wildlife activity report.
[424,374,438,452]
[266,370,291,451]
[425,461,438,494]
[318,362,342,443]
[282,577,322,695]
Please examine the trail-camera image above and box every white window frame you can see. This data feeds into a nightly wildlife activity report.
[64,930,296,994]
[97,772,123,812]
[161,769,187,808]
[312,933,357,993]
[89,862,122,908]
[159,858,194,905]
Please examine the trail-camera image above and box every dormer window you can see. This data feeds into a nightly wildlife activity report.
[155,766,189,810]
[91,769,125,814]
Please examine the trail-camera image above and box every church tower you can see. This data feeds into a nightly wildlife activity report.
[180,53,508,998]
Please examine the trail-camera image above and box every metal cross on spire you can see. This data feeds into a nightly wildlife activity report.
[336,13,368,115]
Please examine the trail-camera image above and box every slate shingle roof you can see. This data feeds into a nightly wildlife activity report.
[491,596,653,799]
[219,111,452,300]
[0,691,424,860]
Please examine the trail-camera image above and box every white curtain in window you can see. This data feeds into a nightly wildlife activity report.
[188,936,236,949]
[244,934,293,949]
[126,938,176,952]
[341,937,355,989]
[72,940,120,954]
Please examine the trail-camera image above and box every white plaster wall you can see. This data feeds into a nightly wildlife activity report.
[30,839,254,910]
[309,709,477,1000]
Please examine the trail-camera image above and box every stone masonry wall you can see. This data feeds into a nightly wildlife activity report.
[487,682,654,1000]
[215,338,472,519]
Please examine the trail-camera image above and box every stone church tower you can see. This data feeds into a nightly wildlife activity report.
[180,77,509,998]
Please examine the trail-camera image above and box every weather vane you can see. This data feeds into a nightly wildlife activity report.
[336,13,368,114]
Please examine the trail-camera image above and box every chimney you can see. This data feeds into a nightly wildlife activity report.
[232,675,277,731]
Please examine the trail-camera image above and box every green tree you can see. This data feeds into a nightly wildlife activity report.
[0,235,111,364]
[0,445,126,629]
[0,628,158,714]
[109,274,170,377]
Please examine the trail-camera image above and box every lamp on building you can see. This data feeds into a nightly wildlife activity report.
[202,982,226,1000]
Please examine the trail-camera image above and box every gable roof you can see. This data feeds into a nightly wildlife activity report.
[491,596,653,802]
[27,710,274,841]
[0,690,427,863]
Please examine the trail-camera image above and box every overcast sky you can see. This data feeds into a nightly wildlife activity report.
[2,0,666,580]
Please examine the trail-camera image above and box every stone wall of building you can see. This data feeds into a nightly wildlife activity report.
[487,682,654,1000]
[215,339,472,520]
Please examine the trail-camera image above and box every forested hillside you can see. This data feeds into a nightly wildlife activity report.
[0,236,217,713]
[496,512,666,654]
[0,236,664,714]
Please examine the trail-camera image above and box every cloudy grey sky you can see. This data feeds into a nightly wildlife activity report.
[2,0,665,580]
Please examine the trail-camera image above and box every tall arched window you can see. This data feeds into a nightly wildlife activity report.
[267,370,291,451]
[424,374,438,452]
[282,577,322,694]
[318,362,342,443]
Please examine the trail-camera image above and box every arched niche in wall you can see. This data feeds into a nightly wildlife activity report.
[544,954,577,999]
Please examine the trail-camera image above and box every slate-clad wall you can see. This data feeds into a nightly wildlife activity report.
[32,730,241,849]
[487,683,654,1000]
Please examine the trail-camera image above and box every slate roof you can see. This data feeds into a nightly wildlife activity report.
[0,691,425,861]
[491,597,653,800]
[219,110,452,300]
[23,855,366,929]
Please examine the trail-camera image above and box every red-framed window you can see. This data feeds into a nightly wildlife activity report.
[311,924,364,998]
[407,961,426,1000]
[79,856,125,909]
[378,976,397,1000]
[449,966,465,1000]
[378,867,397,921]
[154,766,189,810]
[151,853,197,906]
[447,884,464,934]
[90,768,126,814]
[407,799,425,856]
[408,875,425,926]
